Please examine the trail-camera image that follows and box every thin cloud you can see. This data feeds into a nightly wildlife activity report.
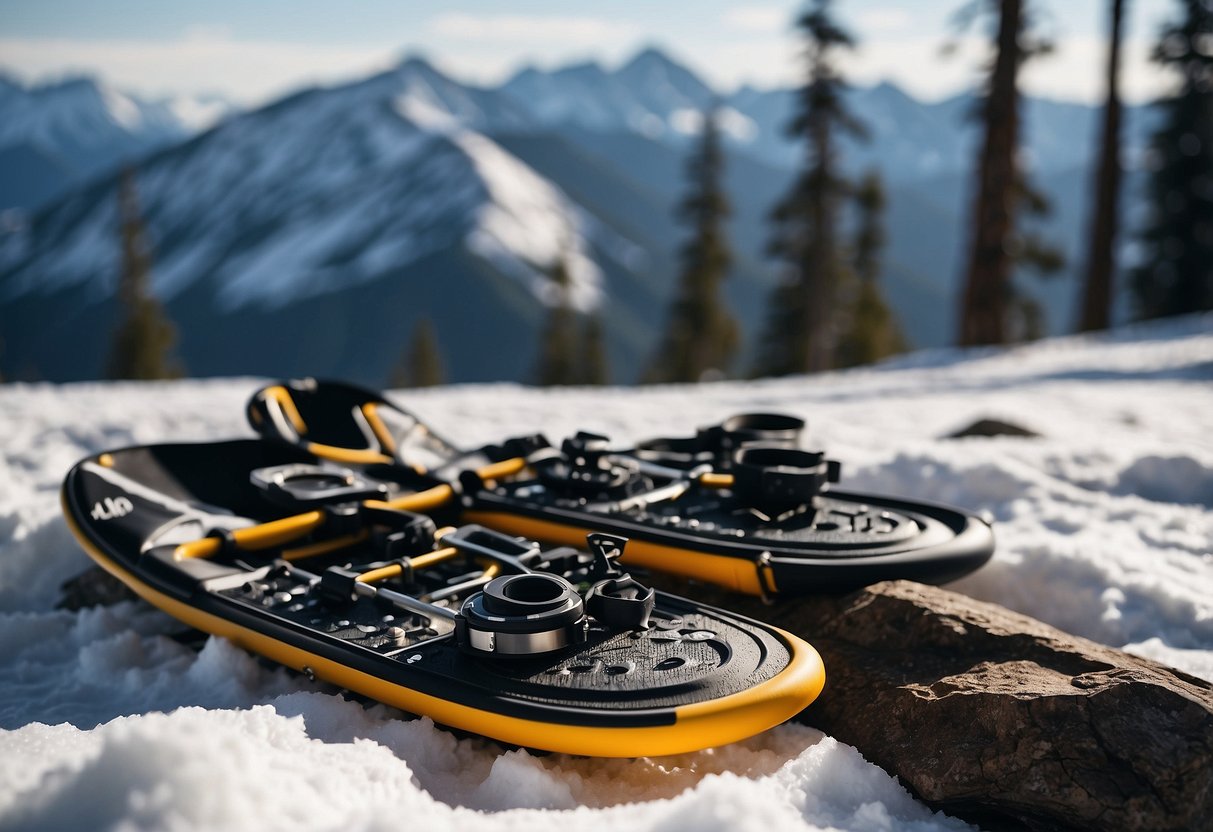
[723,7,788,33]
[839,33,1170,105]
[855,9,912,33]
[0,33,402,104]
[0,23,1176,107]
[427,13,639,45]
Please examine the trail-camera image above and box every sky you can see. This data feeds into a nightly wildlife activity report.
[0,1,1181,106]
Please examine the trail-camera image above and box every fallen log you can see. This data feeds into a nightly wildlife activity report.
[649,577,1213,832]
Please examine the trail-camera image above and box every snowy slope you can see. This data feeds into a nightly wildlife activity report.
[1,317,1211,830]
[0,75,233,211]
[0,59,598,311]
[502,48,740,143]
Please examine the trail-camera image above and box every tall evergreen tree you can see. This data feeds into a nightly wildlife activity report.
[390,318,445,388]
[1077,0,1128,333]
[647,103,739,383]
[835,171,906,367]
[580,314,611,385]
[954,0,1063,346]
[534,255,580,386]
[106,168,183,380]
[754,0,865,377]
[1131,0,1213,319]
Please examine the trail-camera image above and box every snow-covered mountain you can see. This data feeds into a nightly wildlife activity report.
[0,46,1159,383]
[506,51,1153,181]
[501,48,723,141]
[1,62,599,310]
[0,74,234,212]
[0,59,645,384]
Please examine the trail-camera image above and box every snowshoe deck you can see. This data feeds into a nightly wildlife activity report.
[62,440,824,757]
[248,379,995,596]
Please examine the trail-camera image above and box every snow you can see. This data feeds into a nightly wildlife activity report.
[1,317,1211,830]
[3,61,599,314]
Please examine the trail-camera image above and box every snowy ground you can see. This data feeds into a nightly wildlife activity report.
[1,315,1211,831]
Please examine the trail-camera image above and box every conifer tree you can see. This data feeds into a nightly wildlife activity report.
[835,171,906,367]
[954,0,1064,346]
[1131,0,1213,319]
[647,103,739,383]
[754,0,865,377]
[106,168,183,380]
[391,318,445,388]
[534,255,580,386]
[579,314,610,385]
[1077,0,1128,332]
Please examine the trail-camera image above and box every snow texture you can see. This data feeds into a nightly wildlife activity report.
[1,317,1211,831]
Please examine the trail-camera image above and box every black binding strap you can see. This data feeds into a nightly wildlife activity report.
[731,445,841,512]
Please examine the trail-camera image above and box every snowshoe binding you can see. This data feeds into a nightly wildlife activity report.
[248,379,995,597]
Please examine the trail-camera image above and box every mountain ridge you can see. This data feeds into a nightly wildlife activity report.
[0,46,1153,383]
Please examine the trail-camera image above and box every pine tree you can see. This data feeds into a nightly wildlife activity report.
[1131,0,1213,320]
[390,319,445,388]
[647,103,739,383]
[954,0,1064,346]
[754,0,865,377]
[1077,0,1128,333]
[534,255,580,386]
[579,313,610,385]
[106,168,183,380]
[835,171,906,367]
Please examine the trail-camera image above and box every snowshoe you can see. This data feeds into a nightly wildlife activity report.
[61,439,824,757]
[248,379,995,597]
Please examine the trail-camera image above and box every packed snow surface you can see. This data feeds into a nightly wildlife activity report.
[2,317,1211,831]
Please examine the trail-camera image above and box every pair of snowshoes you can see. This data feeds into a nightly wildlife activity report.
[61,379,994,756]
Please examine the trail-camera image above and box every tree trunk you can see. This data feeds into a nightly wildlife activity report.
[958,0,1023,346]
[805,113,837,371]
[1078,0,1126,333]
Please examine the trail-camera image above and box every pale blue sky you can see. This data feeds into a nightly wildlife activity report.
[0,1,1179,104]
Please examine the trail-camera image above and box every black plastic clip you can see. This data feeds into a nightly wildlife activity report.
[583,533,654,630]
[360,505,436,560]
[500,433,551,460]
[317,565,361,606]
[250,463,390,509]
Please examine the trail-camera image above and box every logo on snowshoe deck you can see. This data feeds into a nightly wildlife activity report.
[91,496,134,521]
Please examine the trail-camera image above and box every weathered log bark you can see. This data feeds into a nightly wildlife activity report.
[649,577,1213,832]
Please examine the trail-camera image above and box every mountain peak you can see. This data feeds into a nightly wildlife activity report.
[614,45,714,114]
[394,54,448,81]
[621,46,698,80]
[36,76,103,97]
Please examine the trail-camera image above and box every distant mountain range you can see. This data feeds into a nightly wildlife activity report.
[0,73,234,212]
[0,49,1159,384]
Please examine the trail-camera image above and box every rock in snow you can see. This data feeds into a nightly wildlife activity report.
[648,577,1213,831]
[56,566,135,611]
[944,418,1041,439]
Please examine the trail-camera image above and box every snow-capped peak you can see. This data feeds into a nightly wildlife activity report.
[2,63,599,314]
[499,46,715,140]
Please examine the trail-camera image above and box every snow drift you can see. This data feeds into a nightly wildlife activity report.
[1,316,1211,831]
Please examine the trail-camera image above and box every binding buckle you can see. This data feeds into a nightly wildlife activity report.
[250,463,389,508]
